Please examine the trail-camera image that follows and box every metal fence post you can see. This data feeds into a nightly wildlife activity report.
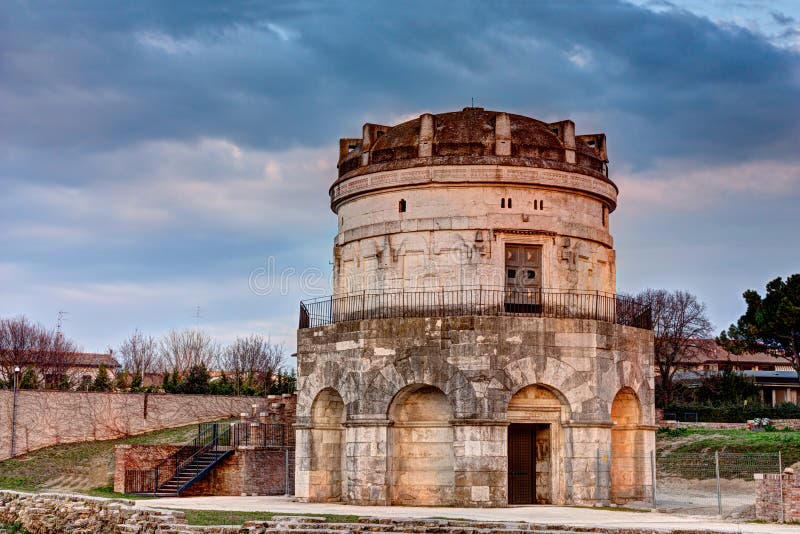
[284,449,290,496]
[715,451,722,516]
[650,449,656,507]
[779,451,785,523]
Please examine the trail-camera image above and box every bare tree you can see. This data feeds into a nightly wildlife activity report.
[0,315,78,388]
[159,329,219,377]
[222,334,285,395]
[633,289,713,406]
[118,329,158,381]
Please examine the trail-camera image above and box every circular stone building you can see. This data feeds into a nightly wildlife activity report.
[295,108,655,507]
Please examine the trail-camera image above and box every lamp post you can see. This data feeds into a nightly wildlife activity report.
[10,366,20,458]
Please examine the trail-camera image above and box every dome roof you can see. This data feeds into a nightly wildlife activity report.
[336,108,609,182]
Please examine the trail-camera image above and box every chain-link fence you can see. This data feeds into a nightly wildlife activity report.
[655,451,782,516]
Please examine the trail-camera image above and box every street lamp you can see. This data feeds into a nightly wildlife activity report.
[10,366,21,457]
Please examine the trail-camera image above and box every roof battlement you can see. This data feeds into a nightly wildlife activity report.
[336,108,609,182]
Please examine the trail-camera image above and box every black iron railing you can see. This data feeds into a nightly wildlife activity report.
[124,422,295,495]
[199,421,294,448]
[299,287,652,330]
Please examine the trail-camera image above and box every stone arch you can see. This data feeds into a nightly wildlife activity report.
[308,388,346,502]
[610,387,645,503]
[363,352,477,418]
[505,383,570,504]
[387,383,455,505]
[499,355,589,416]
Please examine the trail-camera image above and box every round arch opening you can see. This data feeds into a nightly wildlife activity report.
[506,384,570,505]
[309,388,346,502]
[610,387,644,503]
[387,384,454,506]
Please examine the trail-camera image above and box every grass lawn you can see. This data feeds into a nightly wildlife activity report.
[0,421,229,494]
[174,509,360,526]
[658,427,800,466]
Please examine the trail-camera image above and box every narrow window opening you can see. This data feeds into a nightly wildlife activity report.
[399,199,406,213]
[508,198,512,208]
[534,200,538,210]
[540,200,544,210]
[501,198,505,208]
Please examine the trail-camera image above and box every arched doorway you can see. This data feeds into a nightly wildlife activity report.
[506,384,569,504]
[309,388,346,502]
[388,384,454,505]
[610,387,644,502]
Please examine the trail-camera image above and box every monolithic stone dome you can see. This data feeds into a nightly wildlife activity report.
[336,107,610,182]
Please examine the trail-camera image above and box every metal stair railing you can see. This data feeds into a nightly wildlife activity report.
[124,423,233,495]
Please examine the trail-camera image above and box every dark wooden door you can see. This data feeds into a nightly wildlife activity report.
[508,424,536,504]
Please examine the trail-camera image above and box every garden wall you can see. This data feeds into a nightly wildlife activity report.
[0,390,269,460]
[755,471,800,522]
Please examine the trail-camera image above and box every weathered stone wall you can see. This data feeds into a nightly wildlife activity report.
[0,391,260,461]
[0,489,749,533]
[332,167,617,296]
[295,315,655,507]
[755,472,800,522]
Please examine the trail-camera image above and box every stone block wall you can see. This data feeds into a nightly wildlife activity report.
[296,315,655,507]
[0,390,264,460]
[755,472,800,522]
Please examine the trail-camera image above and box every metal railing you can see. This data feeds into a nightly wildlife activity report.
[199,421,294,448]
[125,423,231,495]
[299,287,652,330]
[125,422,294,495]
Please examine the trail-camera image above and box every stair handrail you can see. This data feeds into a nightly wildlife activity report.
[176,425,232,495]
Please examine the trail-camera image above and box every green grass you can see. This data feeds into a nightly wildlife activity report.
[173,509,360,526]
[83,485,154,500]
[661,427,800,465]
[0,421,231,495]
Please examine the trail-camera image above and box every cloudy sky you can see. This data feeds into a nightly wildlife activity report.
[1,0,798,356]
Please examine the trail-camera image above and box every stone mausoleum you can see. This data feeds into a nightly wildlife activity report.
[295,108,656,507]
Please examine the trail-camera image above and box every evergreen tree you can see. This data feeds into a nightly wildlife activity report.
[130,372,143,391]
[180,364,210,394]
[57,373,72,391]
[19,367,39,389]
[91,365,112,392]
[114,370,130,391]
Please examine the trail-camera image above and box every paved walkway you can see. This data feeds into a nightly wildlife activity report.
[138,495,800,534]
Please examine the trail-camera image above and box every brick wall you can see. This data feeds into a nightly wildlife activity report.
[0,390,267,460]
[113,445,180,493]
[125,446,295,496]
[755,472,800,522]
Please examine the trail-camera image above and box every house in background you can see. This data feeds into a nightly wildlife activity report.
[4,350,121,389]
[672,340,797,406]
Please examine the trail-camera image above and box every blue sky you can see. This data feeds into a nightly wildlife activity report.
[1,0,798,354]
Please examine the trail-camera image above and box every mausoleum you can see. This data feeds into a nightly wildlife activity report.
[294,108,656,507]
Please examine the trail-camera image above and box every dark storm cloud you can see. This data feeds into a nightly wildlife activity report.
[2,0,798,168]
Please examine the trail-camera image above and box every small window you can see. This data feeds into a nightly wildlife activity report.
[501,198,505,208]
[540,200,544,210]
[602,205,607,226]
[399,199,406,213]
[526,270,536,279]
[534,200,538,210]
[508,198,512,208]
[507,268,516,279]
